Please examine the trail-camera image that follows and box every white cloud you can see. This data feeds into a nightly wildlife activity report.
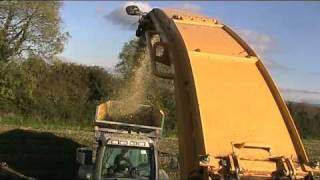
[280,88,320,104]
[263,58,293,71]
[236,29,291,71]
[237,29,276,55]
[104,1,152,30]
[179,3,201,13]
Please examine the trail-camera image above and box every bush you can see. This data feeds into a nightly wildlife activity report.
[287,102,320,138]
[0,57,115,125]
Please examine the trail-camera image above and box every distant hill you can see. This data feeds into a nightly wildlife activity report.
[313,104,320,108]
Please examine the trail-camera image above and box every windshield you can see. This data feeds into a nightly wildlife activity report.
[101,145,152,180]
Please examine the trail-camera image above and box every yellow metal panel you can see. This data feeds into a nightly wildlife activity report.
[187,51,298,160]
[239,160,277,175]
[177,23,249,57]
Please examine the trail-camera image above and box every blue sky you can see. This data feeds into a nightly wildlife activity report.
[60,1,320,103]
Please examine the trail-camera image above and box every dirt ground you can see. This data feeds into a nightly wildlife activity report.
[0,124,179,180]
[0,124,319,180]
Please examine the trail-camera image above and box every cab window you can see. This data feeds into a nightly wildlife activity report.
[101,145,152,179]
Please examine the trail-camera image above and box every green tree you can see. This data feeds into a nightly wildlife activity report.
[0,1,69,61]
[116,38,146,79]
[0,56,116,124]
[287,102,320,138]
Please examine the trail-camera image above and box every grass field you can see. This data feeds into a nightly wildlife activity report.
[0,114,91,131]
[0,124,319,179]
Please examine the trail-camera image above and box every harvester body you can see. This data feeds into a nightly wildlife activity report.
[126,6,320,179]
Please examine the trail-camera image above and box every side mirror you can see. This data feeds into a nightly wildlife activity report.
[76,147,93,165]
[126,5,141,16]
